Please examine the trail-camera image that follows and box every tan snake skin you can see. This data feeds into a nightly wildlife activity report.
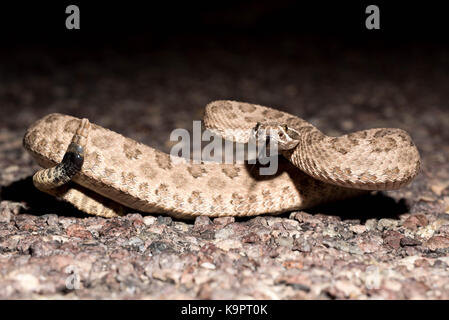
[22,100,421,218]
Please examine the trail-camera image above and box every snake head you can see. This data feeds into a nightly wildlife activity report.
[252,122,300,151]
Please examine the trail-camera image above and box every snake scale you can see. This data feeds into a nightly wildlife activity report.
[23,100,421,219]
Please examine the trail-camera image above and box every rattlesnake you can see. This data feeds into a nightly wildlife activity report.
[22,100,421,219]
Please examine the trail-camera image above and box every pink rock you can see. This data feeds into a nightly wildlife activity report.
[402,214,429,230]
[425,236,449,250]
[383,230,403,249]
[66,224,93,239]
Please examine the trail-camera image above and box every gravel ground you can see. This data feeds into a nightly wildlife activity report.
[0,36,448,299]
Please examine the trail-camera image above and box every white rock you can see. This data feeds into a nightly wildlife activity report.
[214,239,242,251]
[200,262,216,270]
[13,273,39,292]
[335,280,361,297]
[143,216,157,226]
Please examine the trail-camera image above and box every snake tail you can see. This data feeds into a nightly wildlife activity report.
[33,118,90,191]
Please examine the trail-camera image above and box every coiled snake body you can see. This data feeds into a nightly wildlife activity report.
[23,100,421,218]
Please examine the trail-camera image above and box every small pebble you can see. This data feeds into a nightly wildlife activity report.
[425,236,449,251]
[200,262,216,270]
[213,216,235,227]
[402,214,429,230]
[349,225,366,234]
[143,216,157,226]
[400,237,421,247]
[66,224,93,239]
[433,260,448,268]
[43,214,59,227]
[194,216,212,227]
[365,219,378,231]
[383,230,403,249]
[157,216,172,226]
[377,219,398,231]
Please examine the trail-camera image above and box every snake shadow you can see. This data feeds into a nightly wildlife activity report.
[0,176,87,218]
[2,162,409,222]
[243,157,409,223]
[306,192,408,222]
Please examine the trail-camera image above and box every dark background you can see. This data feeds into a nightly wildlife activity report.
[0,1,447,146]
[1,0,448,148]
[1,1,448,47]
